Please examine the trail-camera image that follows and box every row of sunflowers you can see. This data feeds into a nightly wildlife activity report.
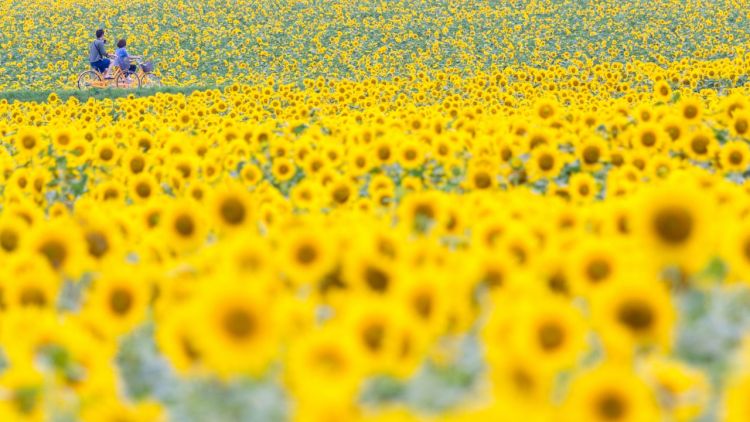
[0,55,750,420]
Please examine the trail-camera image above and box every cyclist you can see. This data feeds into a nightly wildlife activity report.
[114,39,140,76]
[89,29,113,78]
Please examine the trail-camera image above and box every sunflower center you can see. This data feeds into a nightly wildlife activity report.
[474,171,492,189]
[362,323,385,352]
[538,105,554,119]
[413,292,433,319]
[130,157,145,173]
[538,322,565,351]
[596,391,627,420]
[690,136,708,154]
[22,136,36,149]
[729,151,744,165]
[20,287,46,307]
[315,348,344,374]
[640,132,656,147]
[735,119,748,134]
[365,266,389,293]
[744,238,750,263]
[0,229,18,252]
[485,269,504,288]
[332,186,350,204]
[109,288,133,316]
[38,239,67,269]
[538,154,554,171]
[617,299,655,332]
[223,308,256,341]
[511,367,534,392]
[683,105,699,120]
[174,214,195,237]
[652,206,693,245]
[100,148,113,161]
[548,272,569,295]
[136,182,151,198]
[85,231,109,259]
[586,258,611,283]
[414,203,435,220]
[220,198,246,225]
[377,146,391,161]
[295,243,318,265]
[180,336,201,362]
[583,146,600,164]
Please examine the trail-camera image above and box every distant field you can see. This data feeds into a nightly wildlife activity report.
[0,0,748,90]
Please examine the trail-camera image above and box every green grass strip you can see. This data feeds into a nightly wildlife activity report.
[0,85,221,104]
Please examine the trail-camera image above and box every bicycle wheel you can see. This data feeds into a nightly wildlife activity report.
[141,73,162,88]
[77,70,102,90]
[116,72,141,89]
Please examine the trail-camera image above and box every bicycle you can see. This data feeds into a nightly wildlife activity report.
[77,55,162,90]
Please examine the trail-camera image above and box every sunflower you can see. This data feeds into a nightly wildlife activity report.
[631,123,665,152]
[464,165,496,190]
[51,127,75,150]
[210,184,254,232]
[634,179,714,270]
[567,238,628,296]
[535,99,559,121]
[155,303,203,376]
[568,172,599,202]
[122,150,149,176]
[271,159,297,182]
[347,147,373,176]
[162,200,207,251]
[0,363,45,422]
[578,137,608,171]
[719,141,750,173]
[641,356,708,422]
[678,97,703,123]
[660,116,686,145]
[240,163,263,185]
[24,219,85,277]
[730,109,750,137]
[13,127,45,159]
[285,326,365,407]
[509,296,587,372]
[92,139,119,167]
[328,177,358,207]
[0,214,27,255]
[343,299,405,373]
[528,145,564,181]
[194,282,279,377]
[281,226,336,286]
[397,140,425,170]
[653,81,671,101]
[592,277,676,353]
[343,251,398,296]
[722,221,750,283]
[563,365,658,422]
[83,271,150,337]
[128,172,160,203]
[291,179,323,211]
[2,269,59,310]
[681,129,717,161]
[371,138,396,166]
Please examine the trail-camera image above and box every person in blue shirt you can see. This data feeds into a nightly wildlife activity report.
[89,29,113,77]
[115,39,140,75]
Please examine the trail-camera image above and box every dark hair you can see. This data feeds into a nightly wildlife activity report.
[96,29,104,38]
[117,39,126,48]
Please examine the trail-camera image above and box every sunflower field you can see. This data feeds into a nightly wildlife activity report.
[2,0,750,421]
